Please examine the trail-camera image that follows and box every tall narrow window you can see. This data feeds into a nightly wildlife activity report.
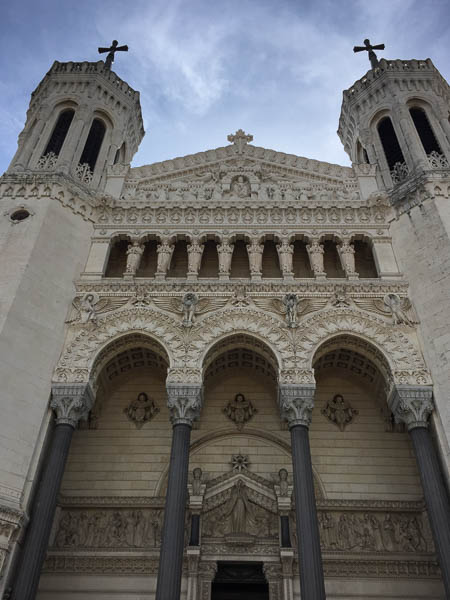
[377,117,405,170]
[43,109,74,156]
[409,107,442,155]
[79,118,106,172]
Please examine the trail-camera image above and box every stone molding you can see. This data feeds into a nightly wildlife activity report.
[166,384,203,426]
[388,385,434,430]
[278,384,316,428]
[50,383,94,428]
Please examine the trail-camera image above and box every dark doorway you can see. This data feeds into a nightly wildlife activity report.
[211,562,269,600]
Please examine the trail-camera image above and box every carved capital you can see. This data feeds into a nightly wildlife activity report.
[388,385,434,431]
[166,384,203,427]
[50,383,94,428]
[278,384,316,428]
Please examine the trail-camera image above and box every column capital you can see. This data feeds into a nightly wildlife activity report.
[279,384,316,428]
[388,385,434,431]
[166,384,203,427]
[50,383,94,428]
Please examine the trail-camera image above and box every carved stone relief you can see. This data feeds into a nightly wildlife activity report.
[123,392,159,428]
[321,394,358,431]
[223,393,257,430]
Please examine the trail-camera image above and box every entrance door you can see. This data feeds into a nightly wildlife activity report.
[211,562,269,600]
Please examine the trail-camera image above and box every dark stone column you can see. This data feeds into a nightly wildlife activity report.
[11,383,93,600]
[279,384,326,600]
[390,386,450,598]
[156,384,202,600]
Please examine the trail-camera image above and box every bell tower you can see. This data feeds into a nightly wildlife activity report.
[7,58,144,194]
[339,53,450,478]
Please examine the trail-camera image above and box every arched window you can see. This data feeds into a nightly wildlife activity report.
[377,117,405,170]
[167,240,188,278]
[43,109,74,156]
[409,107,442,155]
[261,241,282,278]
[79,118,106,172]
[105,239,128,277]
[353,240,378,278]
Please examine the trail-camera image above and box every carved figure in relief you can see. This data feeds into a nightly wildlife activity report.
[230,175,251,199]
[306,240,325,274]
[67,293,128,325]
[246,240,264,274]
[277,240,294,274]
[156,239,174,274]
[79,293,97,323]
[217,242,234,274]
[283,293,299,328]
[187,241,203,274]
[330,285,351,308]
[383,293,414,326]
[125,241,144,275]
[182,293,198,327]
[321,394,358,431]
[222,480,257,534]
[124,392,159,428]
[223,393,257,430]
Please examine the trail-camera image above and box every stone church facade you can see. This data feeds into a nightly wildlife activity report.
[0,51,449,600]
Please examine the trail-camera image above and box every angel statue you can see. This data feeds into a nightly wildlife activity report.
[182,293,198,327]
[283,294,299,328]
[383,293,414,326]
[66,293,129,325]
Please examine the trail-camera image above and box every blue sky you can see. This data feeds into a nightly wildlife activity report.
[0,0,449,173]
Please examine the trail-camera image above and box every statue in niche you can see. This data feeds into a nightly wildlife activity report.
[283,293,299,328]
[230,175,251,199]
[124,392,159,428]
[223,393,257,430]
[222,480,257,534]
[125,241,144,275]
[278,468,289,497]
[192,467,203,496]
[182,292,198,327]
[217,242,234,274]
[322,394,358,431]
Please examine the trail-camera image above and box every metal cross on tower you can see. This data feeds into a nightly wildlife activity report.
[98,40,129,71]
[353,39,385,69]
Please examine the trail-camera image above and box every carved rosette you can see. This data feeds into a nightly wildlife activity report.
[50,383,94,428]
[388,385,434,431]
[278,384,316,428]
[166,384,203,427]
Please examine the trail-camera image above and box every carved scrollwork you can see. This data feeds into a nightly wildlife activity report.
[278,384,315,428]
[166,384,203,426]
[50,383,94,428]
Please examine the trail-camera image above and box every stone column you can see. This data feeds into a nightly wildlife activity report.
[199,562,217,600]
[155,238,174,280]
[277,239,294,280]
[11,383,93,600]
[187,239,204,281]
[337,239,358,280]
[389,386,450,598]
[279,384,326,600]
[155,384,203,600]
[306,239,326,280]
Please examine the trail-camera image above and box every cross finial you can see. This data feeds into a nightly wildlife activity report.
[227,129,253,154]
[98,39,129,71]
[353,38,385,69]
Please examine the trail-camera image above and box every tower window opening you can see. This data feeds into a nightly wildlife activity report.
[363,148,369,164]
[377,117,405,170]
[79,118,106,172]
[43,109,74,157]
[409,107,442,155]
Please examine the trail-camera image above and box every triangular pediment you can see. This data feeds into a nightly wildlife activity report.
[124,132,356,204]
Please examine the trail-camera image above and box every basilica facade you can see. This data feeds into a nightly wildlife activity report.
[0,52,449,600]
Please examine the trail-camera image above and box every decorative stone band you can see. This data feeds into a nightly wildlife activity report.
[50,383,94,428]
[388,385,434,431]
[166,384,203,427]
[278,384,316,428]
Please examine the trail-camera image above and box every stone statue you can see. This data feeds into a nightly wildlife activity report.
[125,241,144,275]
[306,240,325,275]
[80,293,98,324]
[182,293,198,327]
[192,467,203,496]
[322,394,358,431]
[217,242,234,274]
[246,240,264,275]
[283,293,298,328]
[187,241,203,275]
[278,468,289,497]
[156,239,174,274]
[338,240,356,275]
[124,392,159,428]
[230,175,251,199]
[222,480,256,534]
[383,293,414,326]
[277,240,294,274]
